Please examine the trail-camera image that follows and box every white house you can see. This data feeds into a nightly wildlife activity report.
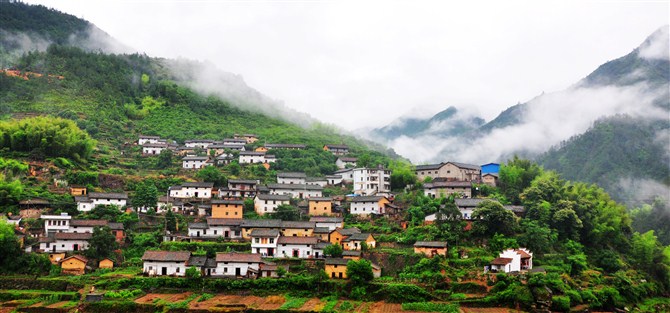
[254,194,290,215]
[309,216,344,231]
[306,177,328,188]
[239,151,266,164]
[423,181,472,199]
[349,196,390,216]
[267,183,323,199]
[39,232,91,253]
[277,172,306,185]
[277,236,318,258]
[41,213,72,234]
[489,248,533,273]
[352,167,391,196]
[325,175,343,186]
[138,135,160,145]
[335,157,357,169]
[206,218,244,239]
[250,229,280,257]
[142,143,168,156]
[222,179,259,198]
[184,139,215,149]
[182,156,208,169]
[168,182,214,200]
[214,252,262,277]
[334,169,354,184]
[324,144,349,156]
[76,192,128,212]
[222,138,247,146]
[68,219,109,233]
[142,250,191,276]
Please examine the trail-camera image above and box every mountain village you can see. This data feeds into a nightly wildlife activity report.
[8,133,534,281]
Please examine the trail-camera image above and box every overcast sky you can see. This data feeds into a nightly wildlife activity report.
[25,0,669,130]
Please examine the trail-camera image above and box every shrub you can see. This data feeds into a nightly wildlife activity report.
[551,295,570,312]
[401,302,459,313]
[374,283,432,303]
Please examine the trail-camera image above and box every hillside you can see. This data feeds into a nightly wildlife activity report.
[371,106,485,140]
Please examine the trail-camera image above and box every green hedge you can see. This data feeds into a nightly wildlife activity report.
[82,301,158,313]
[0,278,84,291]
[159,241,251,253]
[0,290,80,301]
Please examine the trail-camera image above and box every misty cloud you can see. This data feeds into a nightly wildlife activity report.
[0,30,51,67]
[638,25,669,60]
[387,81,668,165]
[69,25,134,54]
[616,177,670,205]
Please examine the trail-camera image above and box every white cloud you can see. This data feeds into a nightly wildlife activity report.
[639,25,670,60]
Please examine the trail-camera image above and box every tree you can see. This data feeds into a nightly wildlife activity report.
[271,204,300,221]
[0,219,22,272]
[165,210,177,232]
[132,181,158,210]
[389,160,417,190]
[472,200,518,237]
[186,266,201,279]
[324,244,343,257]
[498,156,542,204]
[346,259,374,285]
[85,226,118,260]
[156,149,173,169]
[195,166,227,186]
[518,220,557,255]
[552,208,583,241]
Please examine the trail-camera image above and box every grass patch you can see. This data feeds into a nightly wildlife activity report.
[279,295,309,310]
[401,302,460,312]
[198,293,213,302]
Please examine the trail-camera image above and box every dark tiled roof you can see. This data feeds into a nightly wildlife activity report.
[414,241,448,248]
[189,222,208,229]
[250,229,280,237]
[338,157,357,162]
[325,144,348,149]
[241,219,283,228]
[278,236,318,245]
[491,257,513,265]
[310,217,343,223]
[206,218,244,226]
[70,220,107,227]
[212,200,244,205]
[256,194,291,201]
[228,179,258,185]
[182,156,208,161]
[142,250,191,262]
[313,227,330,234]
[343,233,372,242]
[88,192,128,200]
[182,182,215,188]
[455,198,487,207]
[62,255,88,263]
[267,184,323,191]
[216,252,262,263]
[20,198,51,205]
[504,205,526,213]
[448,162,481,170]
[309,197,332,202]
[187,256,208,267]
[277,172,307,178]
[240,151,265,156]
[325,258,350,266]
[281,221,316,229]
[55,233,93,240]
[315,242,330,249]
[342,250,362,257]
[349,196,386,203]
[265,144,306,149]
[415,163,445,171]
[335,227,361,236]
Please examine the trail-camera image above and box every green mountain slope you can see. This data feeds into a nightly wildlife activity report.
[0,3,396,180]
[371,106,485,140]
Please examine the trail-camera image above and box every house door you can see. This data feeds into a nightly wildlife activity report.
[206,269,211,276]
[299,192,303,199]
[197,231,200,237]
[235,268,241,276]
[331,272,335,278]
[73,244,79,251]
[268,248,274,256]
[52,246,56,252]
[195,192,199,198]
[224,231,229,238]
[338,272,343,278]
[315,252,320,258]
[292,250,299,258]
[161,267,167,275]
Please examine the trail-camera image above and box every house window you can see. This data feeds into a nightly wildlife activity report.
[270,238,275,244]
[176,267,180,273]
[255,238,260,243]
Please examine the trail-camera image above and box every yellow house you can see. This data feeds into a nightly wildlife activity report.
[329,228,360,246]
[342,250,361,260]
[314,227,330,241]
[212,200,244,219]
[281,221,315,237]
[69,185,87,196]
[342,233,376,251]
[99,258,114,269]
[60,255,88,275]
[48,253,66,265]
[255,147,268,153]
[309,197,333,216]
[413,241,448,257]
[325,258,349,279]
